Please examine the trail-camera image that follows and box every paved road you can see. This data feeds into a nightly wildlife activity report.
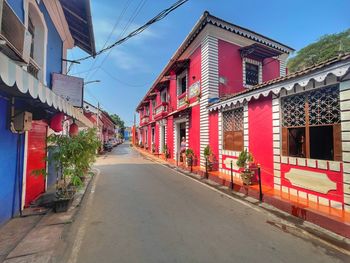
[60,143,347,263]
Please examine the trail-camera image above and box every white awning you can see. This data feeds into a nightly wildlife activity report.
[208,58,350,111]
[0,52,93,128]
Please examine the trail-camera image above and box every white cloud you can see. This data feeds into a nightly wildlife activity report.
[93,18,158,50]
[107,48,151,73]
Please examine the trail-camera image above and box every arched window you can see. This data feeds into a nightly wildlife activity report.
[24,0,47,84]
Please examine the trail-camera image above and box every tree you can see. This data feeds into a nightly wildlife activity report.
[287,29,350,73]
[110,114,125,138]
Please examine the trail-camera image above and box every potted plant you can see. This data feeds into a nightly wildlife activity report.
[152,143,156,153]
[236,149,254,185]
[185,148,194,167]
[196,91,201,102]
[203,145,214,171]
[34,128,100,212]
[185,96,190,106]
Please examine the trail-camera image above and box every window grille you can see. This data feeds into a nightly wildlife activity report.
[223,107,244,151]
[280,85,341,161]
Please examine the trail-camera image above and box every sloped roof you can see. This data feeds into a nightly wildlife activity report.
[215,53,350,105]
[60,0,96,56]
[136,11,293,110]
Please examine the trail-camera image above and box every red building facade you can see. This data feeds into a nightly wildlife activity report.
[136,12,350,212]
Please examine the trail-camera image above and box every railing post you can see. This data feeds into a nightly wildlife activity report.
[230,160,234,190]
[190,156,193,173]
[205,157,208,179]
[258,164,263,202]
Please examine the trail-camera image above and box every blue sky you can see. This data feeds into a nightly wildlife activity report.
[68,0,349,126]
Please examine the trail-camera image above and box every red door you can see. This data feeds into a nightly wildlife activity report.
[25,120,47,207]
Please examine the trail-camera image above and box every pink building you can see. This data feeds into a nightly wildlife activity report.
[136,11,350,212]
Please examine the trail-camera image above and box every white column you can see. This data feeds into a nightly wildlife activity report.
[340,80,350,211]
[200,35,219,167]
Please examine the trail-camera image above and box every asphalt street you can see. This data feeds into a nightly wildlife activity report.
[59,143,348,263]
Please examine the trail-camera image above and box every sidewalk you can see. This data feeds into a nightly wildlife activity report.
[0,173,95,263]
[135,146,350,240]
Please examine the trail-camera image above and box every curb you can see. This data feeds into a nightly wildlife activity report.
[135,147,350,253]
[2,170,98,263]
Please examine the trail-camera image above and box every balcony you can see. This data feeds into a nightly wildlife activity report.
[0,1,29,62]
[140,115,149,126]
[177,93,188,108]
[153,102,168,120]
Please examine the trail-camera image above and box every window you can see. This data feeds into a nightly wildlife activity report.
[223,107,244,151]
[28,16,35,59]
[281,85,341,161]
[177,71,187,95]
[161,90,167,102]
[152,100,156,114]
[145,106,149,116]
[245,62,259,86]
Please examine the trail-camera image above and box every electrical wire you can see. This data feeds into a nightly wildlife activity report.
[101,67,154,87]
[70,0,189,63]
[87,0,148,82]
[85,0,134,80]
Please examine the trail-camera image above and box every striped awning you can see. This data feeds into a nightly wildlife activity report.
[0,52,93,128]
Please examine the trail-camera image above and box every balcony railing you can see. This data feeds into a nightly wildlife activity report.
[27,58,40,79]
[140,115,149,126]
[178,93,188,108]
[154,102,168,119]
[0,1,27,61]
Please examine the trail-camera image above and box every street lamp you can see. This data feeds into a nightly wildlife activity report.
[84,80,101,85]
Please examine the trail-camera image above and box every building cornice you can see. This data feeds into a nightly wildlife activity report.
[43,0,74,49]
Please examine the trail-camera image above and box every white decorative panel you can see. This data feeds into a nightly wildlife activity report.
[285,168,336,194]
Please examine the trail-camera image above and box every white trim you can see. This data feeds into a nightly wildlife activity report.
[23,0,48,85]
[200,34,219,167]
[21,132,29,210]
[209,60,350,111]
[242,57,262,88]
[340,80,350,206]
[42,0,74,48]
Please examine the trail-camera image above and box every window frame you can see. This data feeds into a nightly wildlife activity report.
[280,85,341,161]
[243,58,262,88]
[222,107,244,152]
[177,70,188,96]
[160,89,167,103]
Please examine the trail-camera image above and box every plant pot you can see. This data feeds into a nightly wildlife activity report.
[186,157,193,167]
[240,170,253,185]
[54,197,73,213]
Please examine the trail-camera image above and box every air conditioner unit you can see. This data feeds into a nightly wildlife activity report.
[13,111,32,132]
[22,30,32,64]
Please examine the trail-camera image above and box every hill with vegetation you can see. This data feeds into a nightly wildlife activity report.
[287,29,350,73]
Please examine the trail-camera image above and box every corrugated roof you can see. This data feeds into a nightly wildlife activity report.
[60,0,96,56]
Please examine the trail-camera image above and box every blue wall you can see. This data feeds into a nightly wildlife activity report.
[0,97,24,226]
[7,0,63,88]
[7,0,24,22]
[39,2,63,87]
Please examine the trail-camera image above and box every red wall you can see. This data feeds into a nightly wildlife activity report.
[188,46,202,104]
[263,58,280,82]
[25,121,47,206]
[168,73,177,112]
[248,95,274,187]
[189,105,200,165]
[218,40,244,97]
[167,116,174,159]
[281,163,343,203]
[209,111,219,169]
